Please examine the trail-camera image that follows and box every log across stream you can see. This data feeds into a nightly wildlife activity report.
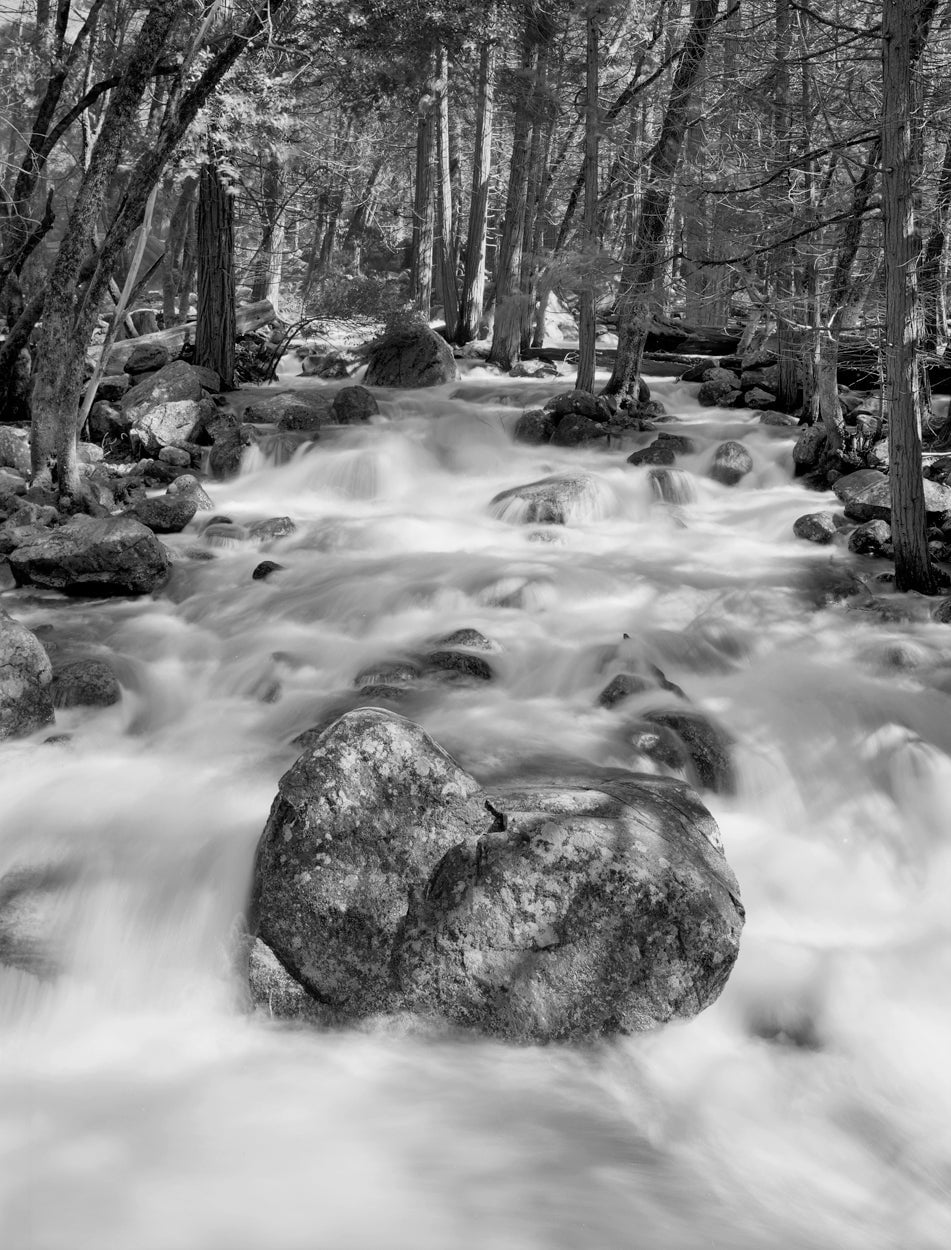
[2,364,950,1248]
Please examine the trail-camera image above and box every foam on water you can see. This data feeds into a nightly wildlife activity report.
[3,365,951,1248]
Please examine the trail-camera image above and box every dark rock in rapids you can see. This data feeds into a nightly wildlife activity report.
[550,413,608,447]
[252,560,284,582]
[429,628,499,653]
[331,385,379,423]
[709,440,754,487]
[793,512,842,544]
[0,607,55,740]
[513,409,556,445]
[248,708,745,1042]
[130,493,198,534]
[628,443,675,467]
[544,389,600,419]
[8,516,170,596]
[425,650,494,683]
[639,708,736,795]
[208,426,254,480]
[244,392,332,430]
[932,597,951,624]
[597,673,657,707]
[51,658,121,709]
[364,323,458,388]
[792,426,826,475]
[0,861,82,978]
[848,519,892,558]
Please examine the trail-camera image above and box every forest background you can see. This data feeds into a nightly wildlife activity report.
[0,0,948,590]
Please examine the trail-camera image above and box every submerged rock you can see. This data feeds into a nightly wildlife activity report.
[248,708,745,1042]
[638,708,736,795]
[51,658,121,709]
[489,473,610,525]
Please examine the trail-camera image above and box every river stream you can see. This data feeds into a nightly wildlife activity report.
[2,366,950,1249]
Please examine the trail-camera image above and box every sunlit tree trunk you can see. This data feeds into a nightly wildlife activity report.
[605,0,721,399]
[435,47,459,339]
[410,76,436,316]
[457,13,496,343]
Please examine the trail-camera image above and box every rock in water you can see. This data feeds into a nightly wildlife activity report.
[51,659,121,709]
[834,468,951,523]
[489,473,612,525]
[249,708,490,1016]
[248,709,745,1041]
[9,516,170,596]
[0,608,55,740]
[396,776,743,1041]
[709,441,754,486]
[331,385,379,423]
[364,324,458,388]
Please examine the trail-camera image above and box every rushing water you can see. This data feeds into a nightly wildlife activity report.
[2,365,951,1249]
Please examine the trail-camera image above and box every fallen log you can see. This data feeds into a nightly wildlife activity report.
[99,300,277,372]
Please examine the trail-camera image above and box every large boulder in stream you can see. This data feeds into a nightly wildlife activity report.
[709,441,753,486]
[8,515,170,596]
[249,708,490,1018]
[364,323,458,388]
[0,607,55,741]
[248,708,745,1042]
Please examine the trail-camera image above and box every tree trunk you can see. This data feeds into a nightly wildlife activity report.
[605,0,721,398]
[487,18,544,371]
[30,0,185,494]
[250,152,286,317]
[29,0,292,496]
[575,10,599,393]
[882,0,939,593]
[921,137,951,352]
[457,14,496,343]
[195,156,236,390]
[410,89,436,317]
[434,47,459,339]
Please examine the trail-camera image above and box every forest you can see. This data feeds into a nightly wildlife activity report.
[3,3,951,1249]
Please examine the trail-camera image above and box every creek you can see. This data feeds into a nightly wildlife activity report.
[2,367,950,1249]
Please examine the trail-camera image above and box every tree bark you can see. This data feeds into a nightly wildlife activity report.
[411,80,436,315]
[605,0,721,398]
[882,0,939,593]
[487,16,545,370]
[575,9,600,393]
[250,152,286,317]
[195,157,236,390]
[457,12,496,343]
[434,47,459,339]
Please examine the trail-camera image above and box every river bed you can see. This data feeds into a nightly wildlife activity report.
[2,368,950,1249]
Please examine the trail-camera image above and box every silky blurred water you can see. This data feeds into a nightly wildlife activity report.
[2,365,951,1249]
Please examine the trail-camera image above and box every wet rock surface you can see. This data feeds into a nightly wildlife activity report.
[248,709,744,1042]
[9,516,170,596]
[0,607,55,740]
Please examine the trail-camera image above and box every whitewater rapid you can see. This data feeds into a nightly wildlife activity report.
[2,365,950,1249]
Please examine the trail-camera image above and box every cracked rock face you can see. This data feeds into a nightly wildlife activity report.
[248,709,744,1042]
